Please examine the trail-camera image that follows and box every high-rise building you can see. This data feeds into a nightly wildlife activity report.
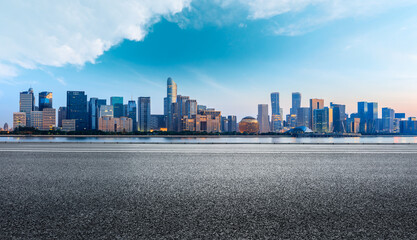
[331,103,346,133]
[270,92,282,132]
[221,116,229,132]
[30,111,43,129]
[13,112,26,129]
[39,91,53,111]
[58,107,67,128]
[357,101,368,133]
[291,92,301,115]
[175,95,190,130]
[138,97,151,131]
[313,107,330,133]
[400,117,417,134]
[110,97,124,118]
[382,107,395,133]
[67,91,88,131]
[197,105,207,112]
[150,115,166,131]
[166,77,177,131]
[42,108,56,130]
[185,99,197,118]
[88,98,98,130]
[309,99,324,129]
[3,123,9,131]
[296,107,310,128]
[99,105,114,117]
[367,102,378,133]
[127,100,137,131]
[257,104,270,133]
[88,98,106,130]
[347,117,360,133]
[228,115,237,132]
[20,88,35,126]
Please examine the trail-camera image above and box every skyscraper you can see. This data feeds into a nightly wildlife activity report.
[291,92,301,115]
[357,101,368,133]
[270,92,282,132]
[166,77,177,131]
[58,107,67,128]
[110,97,124,118]
[20,88,35,126]
[88,98,106,130]
[296,107,310,128]
[38,91,53,111]
[331,103,346,133]
[382,107,395,133]
[257,104,270,133]
[228,115,237,132]
[367,102,378,133]
[138,97,151,131]
[309,99,324,129]
[185,99,197,118]
[313,107,330,133]
[67,91,88,131]
[127,100,137,131]
[88,98,98,130]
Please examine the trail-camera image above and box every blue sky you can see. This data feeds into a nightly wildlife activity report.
[1,0,417,125]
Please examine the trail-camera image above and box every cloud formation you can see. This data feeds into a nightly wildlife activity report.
[0,0,191,72]
[1,0,416,78]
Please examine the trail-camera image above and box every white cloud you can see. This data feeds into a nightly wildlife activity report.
[0,63,18,78]
[0,0,191,70]
[1,0,416,77]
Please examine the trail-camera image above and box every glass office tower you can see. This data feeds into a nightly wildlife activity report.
[138,97,151,132]
[20,88,35,126]
[39,91,53,111]
[166,77,177,131]
[110,96,124,118]
[67,91,88,131]
[127,100,137,131]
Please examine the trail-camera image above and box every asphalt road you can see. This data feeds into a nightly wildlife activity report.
[1,143,417,239]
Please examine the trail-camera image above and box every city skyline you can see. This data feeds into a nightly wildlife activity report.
[2,78,416,128]
[2,1,417,125]
[5,77,416,135]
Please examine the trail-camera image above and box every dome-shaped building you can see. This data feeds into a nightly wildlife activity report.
[239,116,259,134]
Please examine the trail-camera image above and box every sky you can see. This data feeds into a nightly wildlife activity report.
[1,0,417,125]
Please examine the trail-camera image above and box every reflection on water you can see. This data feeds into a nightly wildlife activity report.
[2,136,417,143]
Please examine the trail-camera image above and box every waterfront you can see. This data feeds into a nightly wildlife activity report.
[2,135,417,144]
[1,143,417,239]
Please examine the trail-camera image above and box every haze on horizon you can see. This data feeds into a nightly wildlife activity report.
[1,0,417,124]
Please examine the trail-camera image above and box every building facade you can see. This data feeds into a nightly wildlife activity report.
[58,107,67,128]
[30,111,43,129]
[39,91,53,111]
[20,88,35,126]
[309,99,324,130]
[99,105,114,118]
[138,97,151,132]
[67,91,88,131]
[257,104,270,133]
[42,108,56,130]
[166,77,177,131]
[13,112,26,129]
[110,97,124,118]
[291,92,301,115]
